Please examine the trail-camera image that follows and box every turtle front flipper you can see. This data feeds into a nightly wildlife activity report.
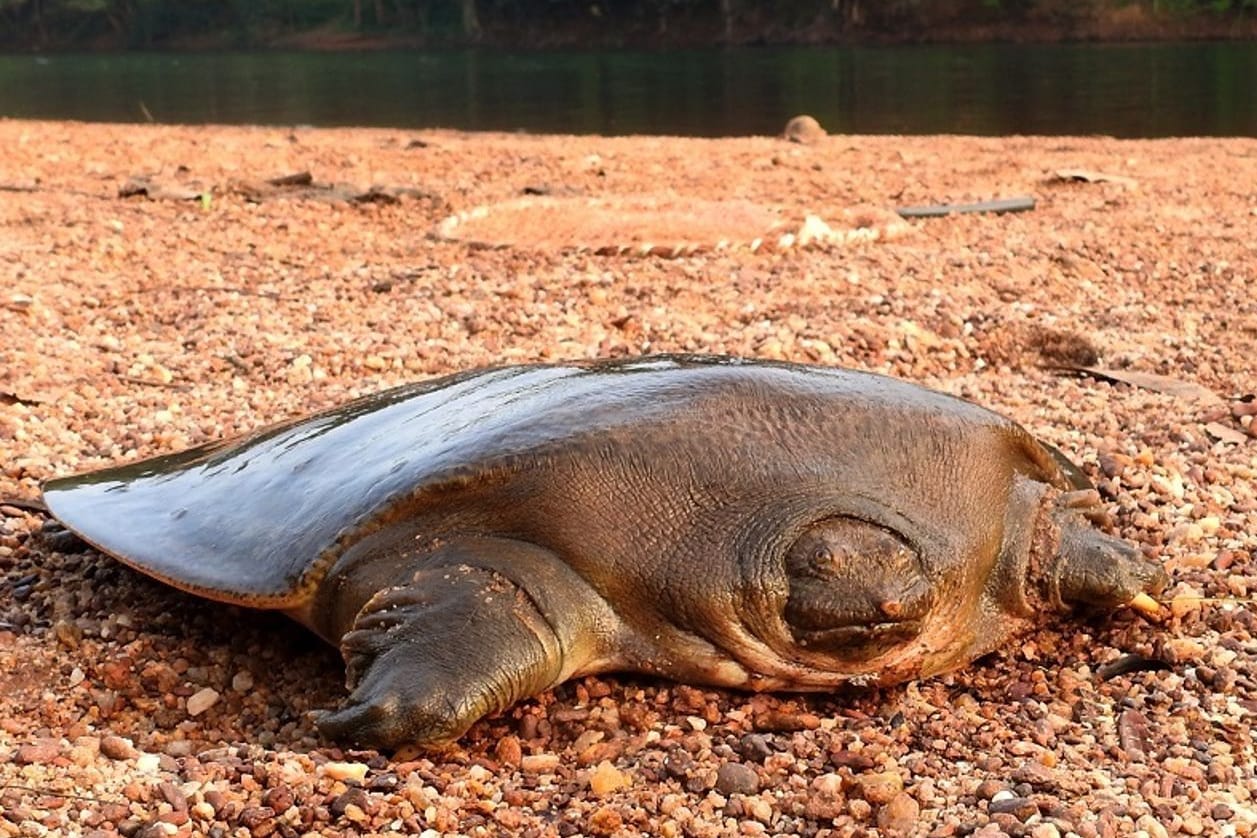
[316,537,617,749]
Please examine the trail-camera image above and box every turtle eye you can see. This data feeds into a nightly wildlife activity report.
[784,517,934,659]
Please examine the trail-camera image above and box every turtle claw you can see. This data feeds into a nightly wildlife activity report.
[314,650,469,749]
[1126,592,1164,620]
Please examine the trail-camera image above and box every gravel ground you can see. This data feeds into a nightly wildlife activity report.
[1,120,1255,837]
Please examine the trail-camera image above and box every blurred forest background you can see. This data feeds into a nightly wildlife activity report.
[1,0,1255,49]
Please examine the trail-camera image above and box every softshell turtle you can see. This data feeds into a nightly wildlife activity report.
[42,355,1167,748]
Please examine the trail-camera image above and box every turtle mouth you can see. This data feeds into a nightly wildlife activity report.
[793,619,924,660]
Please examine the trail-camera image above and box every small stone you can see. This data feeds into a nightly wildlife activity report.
[164,739,193,758]
[321,761,369,783]
[848,798,873,821]
[238,806,275,831]
[1136,814,1170,838]
[157,782,187,811]
[186,687,220,717]
[1010,760,1060,789]
[857,771,904,805]
[989,796,1039,821]
[588,760,630,795]
[745,796,774,824]
[587,806,623,836]
[494,735,523,767]
[975,779,1006,800]
[231,670,254,692]
[264,786,295,812]
[737,733,774,762]
[1030,825,1062,838]
[783,115,827,144]
[521,753,561,773]
[15,739,61,765]
[1118,708,1151,760]
[1179,814,1205,835]
[804,773,845,820]
[877,792,920,834]
[830,749,876,771]
[578,740,625,767]
[100,735,138,760]
[715,762,760,796]
[331,788,370,819]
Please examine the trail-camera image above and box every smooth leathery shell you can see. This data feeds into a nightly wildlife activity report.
[40,354,1167,747]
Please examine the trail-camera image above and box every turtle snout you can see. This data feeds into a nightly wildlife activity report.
[1051,521,1169,611]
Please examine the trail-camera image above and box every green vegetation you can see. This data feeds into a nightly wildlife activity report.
[0,0,1253,49]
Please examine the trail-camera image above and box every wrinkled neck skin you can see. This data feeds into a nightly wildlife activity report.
[649,477,1061,692]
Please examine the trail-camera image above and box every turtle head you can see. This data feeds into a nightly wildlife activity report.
[781,517,935,660]
[1044,495,1169,613]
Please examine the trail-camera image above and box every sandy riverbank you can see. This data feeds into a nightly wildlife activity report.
[1,120,1255,836]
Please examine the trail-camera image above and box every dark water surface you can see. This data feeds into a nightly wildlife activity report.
[1,43,1254,137]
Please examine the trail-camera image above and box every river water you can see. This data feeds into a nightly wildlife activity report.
[1,42,1254,136]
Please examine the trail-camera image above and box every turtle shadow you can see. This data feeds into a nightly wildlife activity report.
[21,537,345,751]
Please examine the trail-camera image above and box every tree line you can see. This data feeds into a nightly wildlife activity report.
[1,0,1254,48]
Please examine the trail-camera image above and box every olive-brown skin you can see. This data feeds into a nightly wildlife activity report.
[41,355,1167,748]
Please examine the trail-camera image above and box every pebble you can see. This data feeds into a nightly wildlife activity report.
[804,773,845,820]
[865,770,907,802]
[877,792,920,834]
[1136,814,1170,838]
[783,115,827,145]
[494,735,523,767]
[521,753,561,773]
[989,796,1040,821]
[976,779,1007,800]
[331,787,369,818]
[587,806,623,835]
[16,739,61,765]
[321,761,369,783]
[714,762,760,795]
[185,687,220,716]
[588,761,630,795]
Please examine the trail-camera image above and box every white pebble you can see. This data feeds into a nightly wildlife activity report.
[321,761,369,783]
[186,687,220,717]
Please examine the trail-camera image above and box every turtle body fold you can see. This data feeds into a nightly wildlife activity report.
[42,355,1167,748]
